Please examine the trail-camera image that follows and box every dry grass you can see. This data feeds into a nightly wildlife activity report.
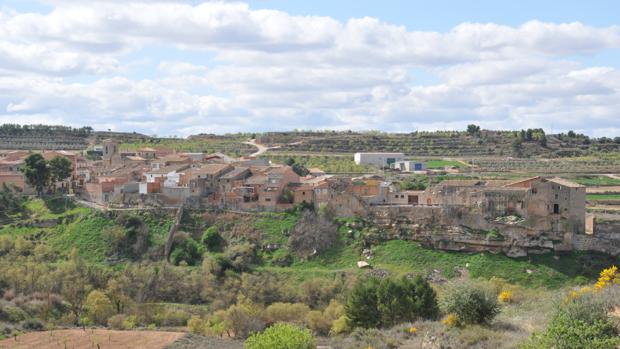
[0,329,184,349]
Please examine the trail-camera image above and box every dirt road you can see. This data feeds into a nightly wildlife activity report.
[0,329,185,349]
[243,139,279,157]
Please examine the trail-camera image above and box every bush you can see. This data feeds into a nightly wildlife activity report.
[522,293,620,349]
[107,314,127,330]
[84,290,114,325]
[171,236,203,266]
[440,283,499,325]
[0,235,13,255]
[225,304,265,339]
[201,226,225,252]
[21,318,44,331]
[346,276,439,328]
[223,243,259,272]
[154,309,191,327]
[299,278,340,308]
[330,315,350,335]
[187,315,207,334]
[244,323,316,349]
[0,305,27,323]
[263,302,310,325]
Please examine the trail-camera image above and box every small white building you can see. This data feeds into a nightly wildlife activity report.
[354,152,405,167]
[391,160,426,172]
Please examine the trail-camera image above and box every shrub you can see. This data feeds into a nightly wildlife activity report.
[223,243,259,272]
[304,301,345,335]
[201,226,225,252]
[171,236,203,266]
[263,302,310,325]
[21,318,44,331]
[299,278,339,308]
[225,304,265,339]
[107,314,127,330]
[84,290,114,325]
[440,283,499,325]
[187,315,207,335]
[304,310,330,334]
[0,235,13,255]
[330,315,350,335]
[522,292,620,349]
[122,315,138,330]
[1,305,27,323]
[14,237,33,256]
[244,323,316,349]
[154,309,191,327]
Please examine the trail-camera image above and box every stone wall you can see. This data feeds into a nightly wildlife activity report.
[369,205,619,257]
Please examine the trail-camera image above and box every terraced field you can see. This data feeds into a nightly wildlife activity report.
[257,131,619,158]
[473,157,620,174]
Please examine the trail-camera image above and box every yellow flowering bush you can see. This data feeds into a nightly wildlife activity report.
[441,313,459,327]
[408,327,417,334]
[498,290,513,304]
[594,265,619,290]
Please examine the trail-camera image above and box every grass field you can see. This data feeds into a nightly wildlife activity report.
[425,159,467,169]
[256,214,614,288]
[587,193,620,201]
[572,175,620,186]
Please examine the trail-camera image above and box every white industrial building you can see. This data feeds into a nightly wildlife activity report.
[354,152,405,167]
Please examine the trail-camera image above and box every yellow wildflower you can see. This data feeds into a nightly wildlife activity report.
[442,313,459,327]
[498,290,513,303]
[408,327,417,334]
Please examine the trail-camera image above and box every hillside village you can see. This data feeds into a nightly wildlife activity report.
[2,139,617,258]
[1,128,620,349]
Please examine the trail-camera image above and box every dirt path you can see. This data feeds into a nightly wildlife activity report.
[0,329,185,349]
[243,139,279,157]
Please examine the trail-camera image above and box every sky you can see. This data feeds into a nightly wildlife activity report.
[0,0,619,137]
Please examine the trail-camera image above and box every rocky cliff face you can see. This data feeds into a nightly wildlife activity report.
[369,205,620,257]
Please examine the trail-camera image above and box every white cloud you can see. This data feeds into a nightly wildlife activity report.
[0,1,619,136]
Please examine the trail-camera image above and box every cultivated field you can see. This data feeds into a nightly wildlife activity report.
[0,329,185,349]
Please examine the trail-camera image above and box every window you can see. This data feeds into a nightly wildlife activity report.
[532,188,537,194]
[265,198,271,202]
[553,204,559,214]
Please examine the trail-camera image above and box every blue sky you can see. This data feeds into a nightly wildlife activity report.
[0,0,619,136]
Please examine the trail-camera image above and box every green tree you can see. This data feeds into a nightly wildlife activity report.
[22,153,50,196]
[0,184,24,217]
[345,278,381,328]
[244,323,316,349]
[466,124,481,136]
[170,237,203,266]
[49,155,72,191]
[512,138,523,157]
